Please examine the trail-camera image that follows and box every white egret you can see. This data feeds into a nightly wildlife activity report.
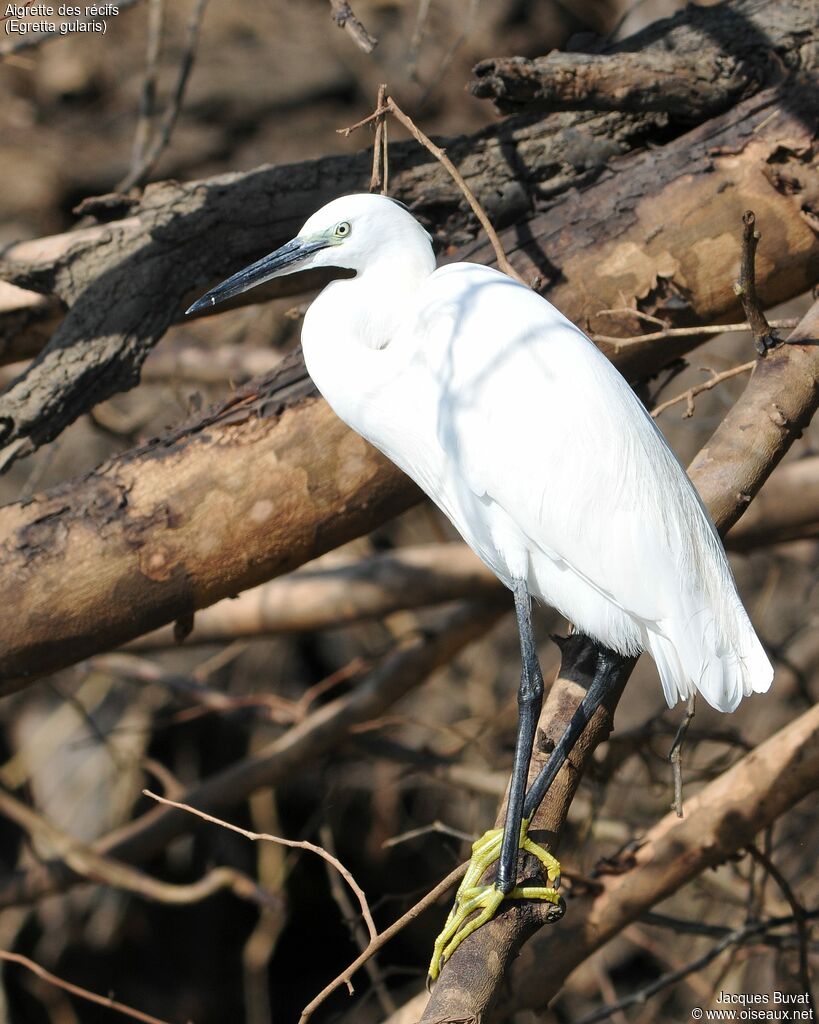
[188,193,773,978]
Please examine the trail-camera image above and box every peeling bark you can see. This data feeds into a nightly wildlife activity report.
[0,353,419,690]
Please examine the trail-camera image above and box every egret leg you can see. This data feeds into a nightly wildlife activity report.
[428,636,632,982]
[497,579,545,894]
[522,642,633,822]
[429,580,563,981]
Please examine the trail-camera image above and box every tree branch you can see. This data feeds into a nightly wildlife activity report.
[0,600,503,910]
[469,0,812,117]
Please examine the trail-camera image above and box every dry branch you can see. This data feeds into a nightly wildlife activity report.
[0,950,172,1024]
[504,701,819,1018]
[471,52,752,120]
[0,785,270,909]
[392,698,819,1024]
[0,352,419,690]
[143,790,376,941]
[416,299,819,1022]
[1,0,815,461]
[1,85,817,686]
[469,0,813,117]
[0,601,502,910]
[328,0,376,53]
[127,543,499,649]
[464,83,818,379]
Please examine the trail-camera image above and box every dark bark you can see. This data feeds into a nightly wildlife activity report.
[470,0,815,118]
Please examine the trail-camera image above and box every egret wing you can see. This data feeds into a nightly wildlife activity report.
[412,263,722,624]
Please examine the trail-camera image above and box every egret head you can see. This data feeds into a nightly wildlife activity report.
[186,193,433,315]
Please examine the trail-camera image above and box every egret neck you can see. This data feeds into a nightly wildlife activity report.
[301,247,435,426]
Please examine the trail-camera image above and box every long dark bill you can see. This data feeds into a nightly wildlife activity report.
[186,237,328,315]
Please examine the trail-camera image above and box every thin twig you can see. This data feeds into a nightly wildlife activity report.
[143,790,377,942]
[341,93,525,284]
[0,950,174,1024]
[328,0,377,53]
[339,92,525,283]
[117,0,209,192]
[299,862,468,1024]
[734,210,779,354]
[385,96,526,284]
[129,0,165,177]
[0,784,271,908]
[651,362,754,419]
[571,915,811,1024]
[592,318,799,350]
[370,84,388,194]
[319,825,397,1016]
[382,820,476,849]
[668,695,696,816]
[746,845,817,1019]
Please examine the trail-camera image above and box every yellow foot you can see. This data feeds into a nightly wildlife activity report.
[428,820,564,982]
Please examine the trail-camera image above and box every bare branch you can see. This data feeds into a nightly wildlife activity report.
[746,845,817,1018]
[143,790,377,942]
[468,0,813,118]
[0,951,172,1024]
[328,0,377,53]
[572,914,817,1024]
[125,543,499,649]
[734,209,781,354]
[0,784,271,908]
[0,601,502,910]
[652,361,755,419]
[117,0,210,192]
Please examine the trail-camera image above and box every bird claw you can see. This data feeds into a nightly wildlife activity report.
[427,822,563,982]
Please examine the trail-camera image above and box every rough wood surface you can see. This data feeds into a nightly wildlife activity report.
[464,84,819,380]
[0,105,662,441]
[470,0,814,117]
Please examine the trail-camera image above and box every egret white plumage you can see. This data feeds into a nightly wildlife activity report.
[188,192,773,977]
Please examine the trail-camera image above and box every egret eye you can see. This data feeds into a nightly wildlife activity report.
[334,221,351,238]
